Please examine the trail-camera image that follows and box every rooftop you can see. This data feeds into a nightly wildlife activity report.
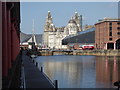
[20,32,43,44]
[64,27,95,39]
[96,18,120,24]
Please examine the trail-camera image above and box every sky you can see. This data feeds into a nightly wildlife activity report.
[20,2,118,34]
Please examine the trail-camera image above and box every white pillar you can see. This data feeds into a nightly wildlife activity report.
[106,43,107,50]
[114,43,116,50]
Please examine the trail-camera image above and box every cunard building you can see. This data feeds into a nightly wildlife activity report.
[43,11,82,49]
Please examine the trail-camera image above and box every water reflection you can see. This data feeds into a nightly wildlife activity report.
[36,56,120,88]
[95,56,120,88]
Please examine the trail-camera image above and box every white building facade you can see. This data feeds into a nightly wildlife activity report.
[43,11,82,49]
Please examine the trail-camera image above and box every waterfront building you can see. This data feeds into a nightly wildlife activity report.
[20,32,42,49]
[43,11,82,49]
[20,20,43,50]
[62,18,120,50]
[95,18,120,50]
[62,27,95,49]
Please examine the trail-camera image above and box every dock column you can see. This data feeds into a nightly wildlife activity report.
[41,67,43,72]
[35,62,38,67]
[114,43,116,50]
[33,59,35,63]
[54,80,58,89]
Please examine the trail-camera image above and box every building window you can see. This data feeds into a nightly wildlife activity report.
[117,22,120,25]
[109,22,112,26]
[117,27,120,30]
[109,32,112,36]
[109,22,112,36]
[117,32,120,35]
[109,38,112,41]
[109,27,112,31]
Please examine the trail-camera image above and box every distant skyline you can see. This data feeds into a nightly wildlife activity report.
[20,2,118,34]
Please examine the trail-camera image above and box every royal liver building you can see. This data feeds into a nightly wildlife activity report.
[43,11,82,49]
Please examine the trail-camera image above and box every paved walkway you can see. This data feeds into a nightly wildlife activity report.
[22,51,54,88]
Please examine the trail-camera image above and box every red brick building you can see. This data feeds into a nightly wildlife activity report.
[95,18,120,50]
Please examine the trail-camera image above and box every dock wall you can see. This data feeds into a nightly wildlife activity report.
[73,50,120,56]
[38,50,120,56]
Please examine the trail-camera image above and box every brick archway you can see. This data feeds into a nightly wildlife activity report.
[116,39,120,49]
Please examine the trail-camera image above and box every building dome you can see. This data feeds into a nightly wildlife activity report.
[68,19,76,24]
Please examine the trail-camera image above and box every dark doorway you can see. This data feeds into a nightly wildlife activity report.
[107,43,114,49]
[116,39,120,49]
